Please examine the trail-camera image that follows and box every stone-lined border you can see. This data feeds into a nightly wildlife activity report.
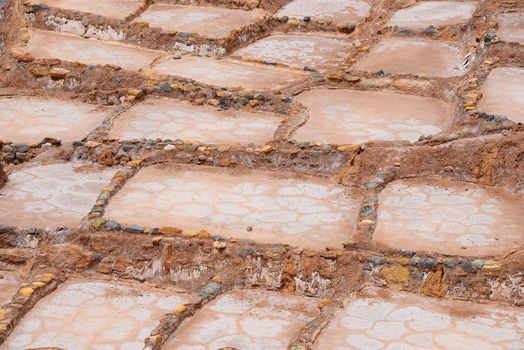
[0,272,64,344]
[1,138,61,165]
[144,279,225,350]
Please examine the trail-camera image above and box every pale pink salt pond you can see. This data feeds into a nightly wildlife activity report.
[234,33,351,70]
[353,38,466,77]
[136,4,266,39]
[374,178,524,256]
[2,279,193,350]
[164,289,320,349]
[105,164,363,250]
[28,0,144,19]
[0,96,107,144]
[276,0,371,25]
[388,1,477,28]
[497,12,524,44]
[109,98,281,144]
[478,67,524,123]
[149,56,306,90]
[0,163,114,229]
[314,287,524,350]
[292,88,452,144]
[25,30,163,71]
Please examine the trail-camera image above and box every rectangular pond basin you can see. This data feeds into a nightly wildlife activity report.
[276,0,371,25]
[0,96,107,144]
[109,98,281,145]
[388,1,476,28]
[135,4,266,39]
[313,287,524,349]
[104,165,363,250]
[291,88,452,144]
[1,279,193,350]
[497,12,524,44]
[374,178,524,256]
[28,0,144,19]
[149,56,307,91]
[0,162,114,230]
[353,38,466,77]
[25,30,163,71]
[233,33,352,70]
[478,67,524,124]
[164,289,320,349]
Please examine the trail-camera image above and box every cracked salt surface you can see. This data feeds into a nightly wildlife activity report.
[374,178,524,256]
[1,280,193,350]
[105,165,362,250]
[314,287,524,350]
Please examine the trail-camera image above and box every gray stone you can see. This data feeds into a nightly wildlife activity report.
[0,224,12,233]
[15,144,29,153]
[105,220,121,231]
[460,259,477,273]
[360,205,375,215]
[362,182,379,190]
[368,256,385,265]
[122,144,137,152]
[126,224,144,234]
[410,256,420,266]
[198,282,222,298]
[15,152,28,161]
[32,3,50,10]
[472,259,485,269]
[401,249,415,257]
[443,259,457,269]
[418,258,437,270]
[98,193,110,202]
[424,25,438,36]
[484,32,497,44]
[160,82,172,92]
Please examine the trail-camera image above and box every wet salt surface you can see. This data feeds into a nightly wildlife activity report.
[276,0,371,25]
[292,88,452,144]
[314,287,524,350]
[105,165,362,250]
[353,38,466,77]
[234,33,351,70]
[136,4,265,39]
[25,30,163,71]
[109,97,281,144]
[497,12,524,44]
[0,163,115,229]
[0,96,107,144]
[478,67,524,123]
[164,289,320,350]
[29,0,143,19]
[374,178,524,256]
[0,271,20,306]
[150,56,306,90]
[1,280,192,350]
[388,1,477,28]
